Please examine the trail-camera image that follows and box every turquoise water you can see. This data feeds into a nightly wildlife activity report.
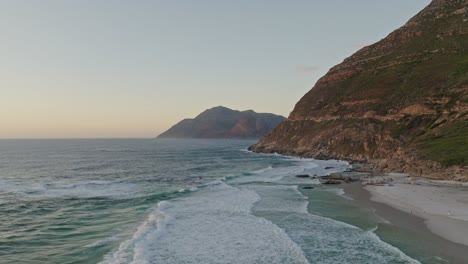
[0,139,429,263]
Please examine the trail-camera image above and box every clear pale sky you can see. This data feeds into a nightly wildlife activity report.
[0,0,431,138]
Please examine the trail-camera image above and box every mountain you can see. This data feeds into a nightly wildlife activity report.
[250,0,467,180]
[158,106,286,139]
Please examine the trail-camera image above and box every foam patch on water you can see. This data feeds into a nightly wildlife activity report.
[230,161,318,184]
[252,165,274,174]
[246,185,310,214]
[102,183,310,264]
[28,181,143,199]
[277,176,322,185]
[85,235,121,248]
[3,179,178,200]
[229,158,350,186]
[100,201,171,264]
[326,188,354,200]
[250,184,420,264]
[98,153,416,264]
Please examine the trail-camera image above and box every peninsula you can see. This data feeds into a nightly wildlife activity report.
[158,106,285,139]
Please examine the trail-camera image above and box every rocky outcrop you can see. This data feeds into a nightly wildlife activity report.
[250,0,467,180]
[158,106,285,139]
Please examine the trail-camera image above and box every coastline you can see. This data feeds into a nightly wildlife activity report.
[341,178,468,264]
[248,148,468,262]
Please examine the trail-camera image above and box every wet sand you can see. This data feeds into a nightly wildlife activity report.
[365,176,468,247]
[342,182,468,264]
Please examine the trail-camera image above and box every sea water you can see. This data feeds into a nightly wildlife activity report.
[0,139,435,263]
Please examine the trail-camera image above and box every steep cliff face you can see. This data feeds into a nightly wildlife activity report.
[158,106,285,139]
[250,0,467,180]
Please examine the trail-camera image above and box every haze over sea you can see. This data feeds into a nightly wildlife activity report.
[0,139,445,263]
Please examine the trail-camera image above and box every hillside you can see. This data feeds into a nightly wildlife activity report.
[158,106,285,139]
[250,0,468,180]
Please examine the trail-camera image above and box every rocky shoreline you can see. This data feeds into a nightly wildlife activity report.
[295,168,468,263]
[250,142,467,181]
[294,163,468,188]
[360,156,467,182]
[249,0,467,181]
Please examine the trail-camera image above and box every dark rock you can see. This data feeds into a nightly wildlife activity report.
[324,167,335,170]
[295,174,310,178]
[323,173,359,182]
[329,173,344,180]
[302,186,315,189]
[323,180,341,185]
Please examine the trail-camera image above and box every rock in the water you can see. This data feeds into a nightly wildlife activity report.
[323,180,342,185]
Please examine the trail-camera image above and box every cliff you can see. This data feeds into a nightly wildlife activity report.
[158,106,285,139]
[250,0,468,180]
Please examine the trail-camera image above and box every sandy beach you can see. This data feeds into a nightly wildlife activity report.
[341,174,468,264]
[364,174,468,247]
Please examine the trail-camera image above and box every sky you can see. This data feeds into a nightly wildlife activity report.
[0,0,431,138]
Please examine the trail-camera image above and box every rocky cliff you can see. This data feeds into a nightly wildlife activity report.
[250,0,468,180]
[158,106,285,139]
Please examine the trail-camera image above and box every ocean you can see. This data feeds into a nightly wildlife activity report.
[0,139,441,263]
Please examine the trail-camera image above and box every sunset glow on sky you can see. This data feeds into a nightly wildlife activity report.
[0,0,430,138]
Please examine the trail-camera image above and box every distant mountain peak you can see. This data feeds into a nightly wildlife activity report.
[250,0,467,180]
[158,106,286,139]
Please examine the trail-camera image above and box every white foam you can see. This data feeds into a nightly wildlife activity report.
[100,201,171,264]
[335,188,345,196]
[326,188,354,200]
[199,179,224,187]
[249,183,420,264]
[247,185,310,214]
[252,165,274,174]
[229,157,350,186]
[3,180,165,200]
[277,177,321,185]
[102,183,310,264]
[37,181,142,199]
[85,235,121,248]
[99,153,417,263]
[229,161,318,185]
[0,179,41,194]
[364,231,421,264]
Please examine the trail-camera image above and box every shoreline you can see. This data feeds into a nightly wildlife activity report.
[250,149,468,262]
[341,180,468,264]
[361,174,468,246]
